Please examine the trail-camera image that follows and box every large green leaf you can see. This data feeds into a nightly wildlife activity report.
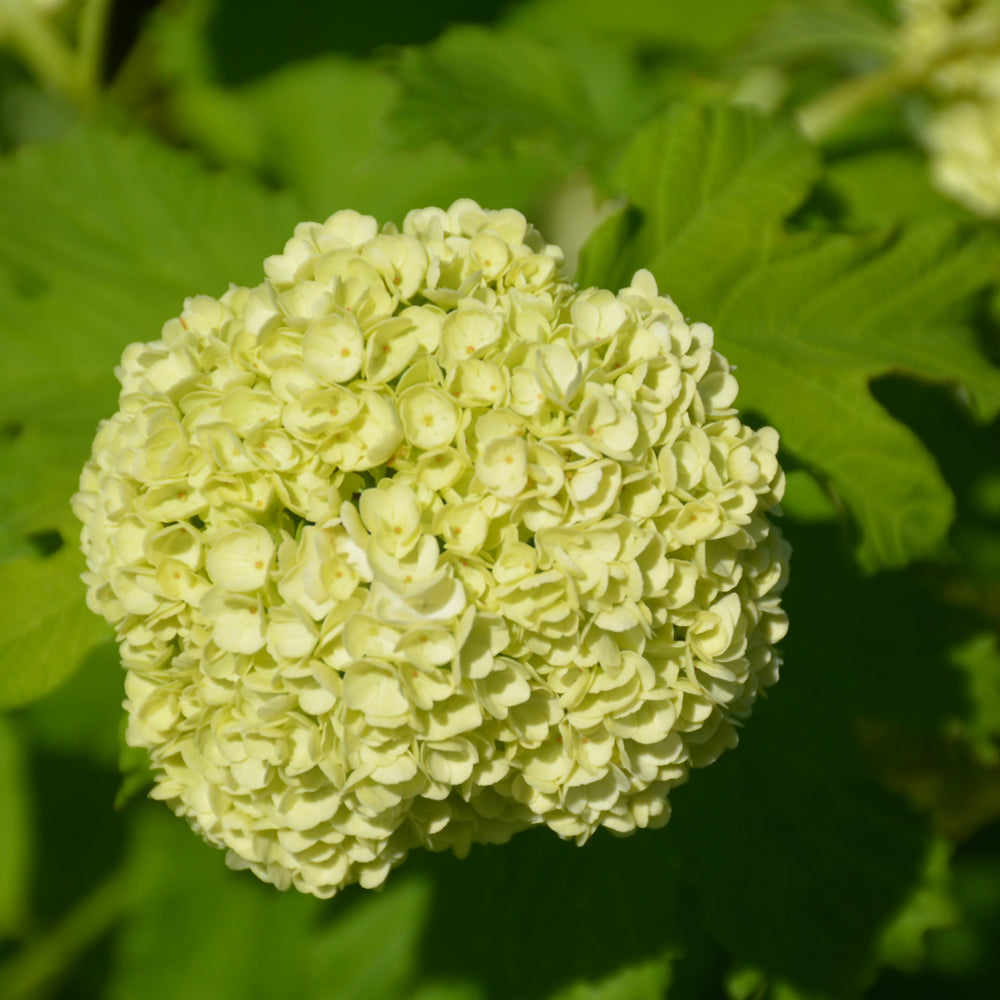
[386,25,655,165]
[578,103,1000,570]
[0,126,303,703]
[388,26,600,157]
[408,822,719,1000]
[668,690,933,996]
[576,103,821,308]
[657,516,965,995]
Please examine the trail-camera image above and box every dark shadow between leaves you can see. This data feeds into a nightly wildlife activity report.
[28,748,128,927]
[208,0,522,85]
[412,820,720,1000]
[663,519,972,994]
[666,684,931,995]
[780,519,974,730]
[871,374,1000,537]
[0,420,24,443]
[0,260,49,300]
[27,529,64,558]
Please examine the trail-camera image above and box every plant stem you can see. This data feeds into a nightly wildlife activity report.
[799,15,1000,143]
[75,0,114,111]
[0,868,129,1000]
[798,65,911,142]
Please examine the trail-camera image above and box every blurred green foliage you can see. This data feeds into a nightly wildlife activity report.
[1,0,1000,998]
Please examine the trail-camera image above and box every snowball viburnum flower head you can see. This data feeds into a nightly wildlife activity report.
[73,199,789,898]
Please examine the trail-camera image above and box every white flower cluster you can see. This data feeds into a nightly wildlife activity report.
[898,0,1000,215]
[74,200,789,898]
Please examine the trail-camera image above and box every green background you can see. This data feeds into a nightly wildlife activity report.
[2,1,1000,998]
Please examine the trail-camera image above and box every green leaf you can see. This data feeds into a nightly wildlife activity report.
[389,26,600,157]
[780,469,840,523]
[668,681,934,996]
[948,633,1000,764]
[729,0,896,72]
[0,548,110,709]
[0,717,32,937]
[409,986,483,1000]
[547,954,674,1000]
[407,822,719,1000]
[576,103,821,305]
[876,838,958,972]
[0,389,115,555]
[578,103,1000,570]
[714,224,1000,569]
[824,146,962,229]
[386,25,658,171]
[723,967,823,1000]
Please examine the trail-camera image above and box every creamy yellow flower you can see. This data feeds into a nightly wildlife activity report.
[75,201,788,900]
